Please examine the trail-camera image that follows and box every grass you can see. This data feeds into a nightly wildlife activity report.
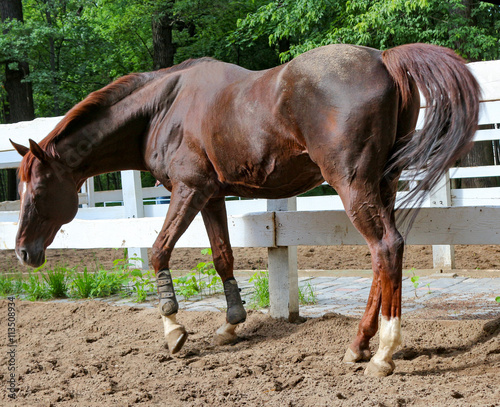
[0,257,134,302]
[0,249,329,309]
[0,250,222,304]
[247,270,318,309]
[172,248,224,300]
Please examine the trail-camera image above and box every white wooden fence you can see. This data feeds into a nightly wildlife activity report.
[1,59,499,320]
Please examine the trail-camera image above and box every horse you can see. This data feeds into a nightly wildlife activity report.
[10,43,480,377]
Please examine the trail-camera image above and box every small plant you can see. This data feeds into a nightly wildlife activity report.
[129,269,156,302]
[172,249,223,300]
[70,267,96,298]
[23,273,51,301]
[248,271,270,309]
[248,271,318,309]
[406,268,431,298]
[495,296,500,303]
[299,281,317,305]
[89,269,127,297]
[0,275,15,297]
[43,265,71,298]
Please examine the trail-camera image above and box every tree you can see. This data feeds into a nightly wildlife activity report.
[232,0,500,63]
[1,0,35,201]
[152,2,175,69]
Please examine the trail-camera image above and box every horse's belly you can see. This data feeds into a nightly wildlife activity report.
[221,154,324,199]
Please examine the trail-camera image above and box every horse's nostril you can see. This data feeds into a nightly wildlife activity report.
[19,249,28,262]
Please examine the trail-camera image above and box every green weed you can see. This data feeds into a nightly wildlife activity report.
[406,268,431,298]
[299,281,317,305]
[128,269,156,302]
[43,265,71,298]
[495,296,500,303]
[23,274,51,301]
[248,271,318,309]
[248,271,270,309]
[172,249,223,300]
[70,267,95,298]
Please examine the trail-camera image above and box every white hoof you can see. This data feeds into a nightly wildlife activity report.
[213,322,238,346]
[162,315,188,354]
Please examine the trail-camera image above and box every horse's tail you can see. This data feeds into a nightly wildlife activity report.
[381,43,481,225]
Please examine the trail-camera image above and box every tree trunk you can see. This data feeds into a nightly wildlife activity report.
[1,0,35,201]
[152,8,175,70]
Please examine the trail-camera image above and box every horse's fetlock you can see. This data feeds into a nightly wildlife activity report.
[224,278,247,325]
[157,269,178,316]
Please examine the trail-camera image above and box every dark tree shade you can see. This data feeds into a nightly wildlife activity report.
[1,0,35,201]
[152,9,175,69]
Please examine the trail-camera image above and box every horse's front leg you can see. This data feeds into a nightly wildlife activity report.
[151,182,214,354]
[201,198,247,345]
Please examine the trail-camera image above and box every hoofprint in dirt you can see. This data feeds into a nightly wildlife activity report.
[1,301,499,406]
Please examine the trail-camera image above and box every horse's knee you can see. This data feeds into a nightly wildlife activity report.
[151,243,171,271]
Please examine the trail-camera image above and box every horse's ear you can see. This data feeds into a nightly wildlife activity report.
[28,139,50,164]
[10,139,30,157]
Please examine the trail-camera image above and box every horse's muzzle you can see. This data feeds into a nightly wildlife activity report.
[16,246,45,267]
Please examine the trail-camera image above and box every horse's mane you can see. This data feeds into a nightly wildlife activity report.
[19,58,214,181]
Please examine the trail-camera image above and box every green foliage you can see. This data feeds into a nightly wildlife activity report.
[299,281,317,305]
[23,273,52,301]
[128,269,156,302]
[233,0,500,62]
[43,265,70,298]
[248,270,318,309]
[248,270,270,309]
[172,248,223,300]
[406,268,431,298]
[495,296,500,303]
[0,274,24,297]
[70,267,95,298]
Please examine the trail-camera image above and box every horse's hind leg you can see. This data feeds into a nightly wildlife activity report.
[151,181,215,354]
[201,198,247,345]
[343,180,404,376]
[340,174,401,365]
[335,177,403,377]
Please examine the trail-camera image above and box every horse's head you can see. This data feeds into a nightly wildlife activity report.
[11,139,79,267]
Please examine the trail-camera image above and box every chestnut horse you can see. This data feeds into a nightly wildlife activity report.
[11,43,479,377]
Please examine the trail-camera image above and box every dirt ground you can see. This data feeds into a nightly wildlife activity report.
[1,246,499,406]
[0,301,499,406]
[2,244,500,273]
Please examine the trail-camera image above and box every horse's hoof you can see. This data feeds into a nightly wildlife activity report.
[213,331,237,346]
[165,326,188,354]
[364,359,395,377]
[213,322,238,346]
[343,347,371,364]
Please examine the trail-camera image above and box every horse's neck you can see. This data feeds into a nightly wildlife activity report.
[55,102,149,183]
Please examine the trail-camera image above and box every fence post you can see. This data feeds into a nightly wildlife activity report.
[80,177,95,208]
[267,198,299,322]
[121,170,148,270]
[429,172,455,269]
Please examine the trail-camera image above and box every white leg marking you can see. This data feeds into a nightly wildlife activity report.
[162,314,182,337]
[371,317,401,368]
